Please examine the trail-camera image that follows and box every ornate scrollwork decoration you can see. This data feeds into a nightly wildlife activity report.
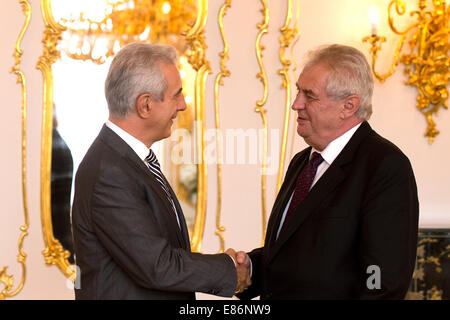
[363,0,450,144]
[254,0,269,246]
[276,0,300,194]
[1,0,31,300]
[183,0,211,252]
[213,0,232,253]
[36,0,75,282]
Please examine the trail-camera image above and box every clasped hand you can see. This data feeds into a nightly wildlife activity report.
[225,248,251,294]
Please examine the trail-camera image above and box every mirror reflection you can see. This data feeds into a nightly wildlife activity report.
[50,0,198,261]
[51,109,75,263]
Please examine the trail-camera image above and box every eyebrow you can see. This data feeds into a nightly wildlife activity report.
[174,87,183,97]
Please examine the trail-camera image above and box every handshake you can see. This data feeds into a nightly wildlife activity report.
[225,248,252,295]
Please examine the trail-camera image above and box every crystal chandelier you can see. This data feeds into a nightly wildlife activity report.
[59,0,197,64]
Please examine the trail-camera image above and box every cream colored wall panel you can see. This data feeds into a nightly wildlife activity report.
[0,0,26,288]
[1,0,74,299]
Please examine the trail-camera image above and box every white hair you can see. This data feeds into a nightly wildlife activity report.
[304,44,374,120]
[105,42,178,119]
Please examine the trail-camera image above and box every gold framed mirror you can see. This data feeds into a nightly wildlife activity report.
[38,0,210,280]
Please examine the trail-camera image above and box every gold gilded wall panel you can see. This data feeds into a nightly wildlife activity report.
[0,0,31,300]
[276,0,300,194]
[213,0,232,253]
[254,0,269,245]
[184,0,211,252]
[37,0,75,281]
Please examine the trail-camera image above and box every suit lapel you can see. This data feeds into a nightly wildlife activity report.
[125,155,187,249]
[166,183,191,250]
[99,125,187,249]
[265,121,373,264]
[265,150,310,248]
[268,164,347,262]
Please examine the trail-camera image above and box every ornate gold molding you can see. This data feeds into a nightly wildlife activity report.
[276,0,300,194]
[36,0,75,281]
[184,0,210,252]
[213,0,232,253]
[254,0,269,246]
[1,0,31,300]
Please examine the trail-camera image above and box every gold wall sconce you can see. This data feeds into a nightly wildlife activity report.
[363,0,449,144]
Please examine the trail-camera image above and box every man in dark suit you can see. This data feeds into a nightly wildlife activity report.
[71,42,250,299]
[237,44,419,299]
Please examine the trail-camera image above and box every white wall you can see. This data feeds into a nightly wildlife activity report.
[1,0,448,300]
[1,0,74,299]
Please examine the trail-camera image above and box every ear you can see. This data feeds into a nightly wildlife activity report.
[340,95,361,119]
[135,93,152,119]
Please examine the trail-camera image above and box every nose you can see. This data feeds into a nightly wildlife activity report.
[291,91,305,111]
[179,94,187,111]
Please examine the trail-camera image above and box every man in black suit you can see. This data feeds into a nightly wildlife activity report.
[237,44,419,299]
[72,42,250,299]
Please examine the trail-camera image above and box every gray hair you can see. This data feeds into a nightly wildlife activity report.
[304,44,373,120]
[105,42,178,119]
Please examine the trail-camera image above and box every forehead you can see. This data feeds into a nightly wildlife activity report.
[297,63,330,92]
[160,63,182,89]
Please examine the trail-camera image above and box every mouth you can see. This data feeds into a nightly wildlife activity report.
[297,115,309,122]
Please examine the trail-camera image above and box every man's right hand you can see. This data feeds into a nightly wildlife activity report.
[225,248,252,294]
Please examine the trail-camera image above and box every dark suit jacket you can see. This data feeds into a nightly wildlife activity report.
[239,121,419,300]
[72,125,236,299]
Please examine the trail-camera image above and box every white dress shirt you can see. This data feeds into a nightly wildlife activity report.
[276,122,362,240]
[106,121,150,163]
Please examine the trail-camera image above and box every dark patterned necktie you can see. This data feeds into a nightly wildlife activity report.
[283,152,324,225]
[145,149,179,226]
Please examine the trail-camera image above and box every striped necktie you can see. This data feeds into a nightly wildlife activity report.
[145,149,180,227]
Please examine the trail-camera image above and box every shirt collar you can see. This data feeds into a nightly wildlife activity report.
[105,120,150,161]
[311,122,362,165]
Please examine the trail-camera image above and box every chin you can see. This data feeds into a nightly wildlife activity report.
[297,125,307,138]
